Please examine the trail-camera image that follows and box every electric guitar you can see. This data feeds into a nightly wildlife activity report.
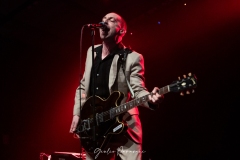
[74,73,197,153]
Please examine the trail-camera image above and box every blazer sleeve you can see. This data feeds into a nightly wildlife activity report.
[73,46,92,116]
[129,53,159,110]
[73,72,87,116]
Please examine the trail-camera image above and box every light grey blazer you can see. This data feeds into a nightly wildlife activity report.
[73,44,155,143]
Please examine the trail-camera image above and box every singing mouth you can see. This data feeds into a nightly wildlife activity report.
[102,26,110,32]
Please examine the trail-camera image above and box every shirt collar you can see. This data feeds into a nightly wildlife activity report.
[94,43,125,56]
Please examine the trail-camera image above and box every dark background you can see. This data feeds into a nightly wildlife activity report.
[1,0,239,159]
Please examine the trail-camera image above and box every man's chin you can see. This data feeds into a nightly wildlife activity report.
[100,35,109,40]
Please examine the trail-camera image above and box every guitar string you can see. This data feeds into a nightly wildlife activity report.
[97,86,170,121]
[88,86,169,124]
[81,86,172,131]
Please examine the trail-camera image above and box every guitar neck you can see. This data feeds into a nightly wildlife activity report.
[110,85,170,117]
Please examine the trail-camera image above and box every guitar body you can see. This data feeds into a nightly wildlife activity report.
[75,73,198,154]
[79,91,128,153]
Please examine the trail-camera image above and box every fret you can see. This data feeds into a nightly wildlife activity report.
[137,99,140,105]
[158,86,169,95]
[129,102,133,108]
[132,100,135,106]
[99,113,103,122]
[110,108,114,119]
[159,87,164,95]
[164,86,168,94]
[141,96,145,102]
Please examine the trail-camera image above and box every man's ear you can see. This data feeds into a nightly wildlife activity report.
[119,29,126,35]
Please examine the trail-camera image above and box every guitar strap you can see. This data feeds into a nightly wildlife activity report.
[118,48,135,99]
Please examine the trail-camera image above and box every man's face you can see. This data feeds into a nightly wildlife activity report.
[99,13,123,41]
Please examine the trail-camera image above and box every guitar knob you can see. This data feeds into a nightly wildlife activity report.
[180,92,184,96]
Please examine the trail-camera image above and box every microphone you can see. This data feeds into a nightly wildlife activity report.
[86,22,107,29]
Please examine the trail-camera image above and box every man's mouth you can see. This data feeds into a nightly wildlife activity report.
[102,26,110,32]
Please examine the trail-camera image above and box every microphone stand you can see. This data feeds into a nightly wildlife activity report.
[90,28,97,153]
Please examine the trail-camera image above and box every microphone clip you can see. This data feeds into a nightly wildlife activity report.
[86,22,106,29]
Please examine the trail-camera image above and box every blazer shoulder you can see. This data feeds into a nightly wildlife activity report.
[87,44,102,54]
[127,50,144,61]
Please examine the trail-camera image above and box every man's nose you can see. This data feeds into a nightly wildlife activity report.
[103,20,108,24]
[101,21,108,27]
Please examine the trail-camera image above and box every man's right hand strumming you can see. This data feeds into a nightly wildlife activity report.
[69,115,80,133]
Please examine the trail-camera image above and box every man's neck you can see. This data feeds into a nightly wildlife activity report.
[102,41,118,59]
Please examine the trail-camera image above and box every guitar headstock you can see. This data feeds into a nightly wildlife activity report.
[169,73,197,95]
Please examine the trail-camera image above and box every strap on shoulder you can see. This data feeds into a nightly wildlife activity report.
[119,48,135,98]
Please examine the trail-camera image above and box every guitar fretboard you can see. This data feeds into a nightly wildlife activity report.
[97,85,169,120]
